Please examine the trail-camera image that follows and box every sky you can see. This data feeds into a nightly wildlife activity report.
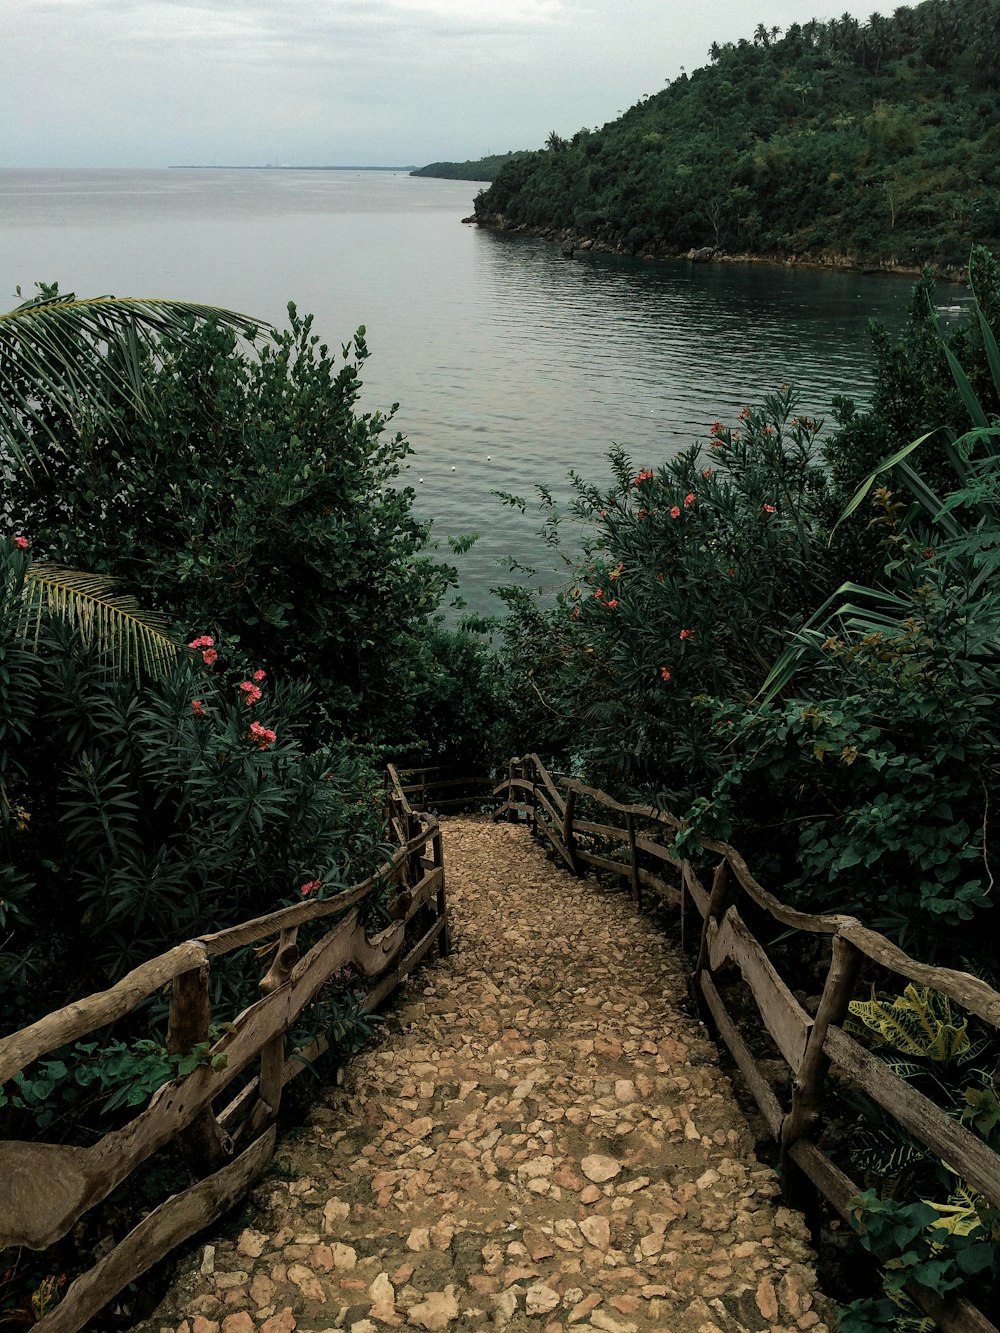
[2,0,897,168]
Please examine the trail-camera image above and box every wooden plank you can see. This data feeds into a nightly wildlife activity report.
[0,912,405,1249]
[564,779,684,830]
[575,818,629,842]
[576,848,632,878]
[787,1143,996,1333]
[707,908,812,1071]
[400,776,493,795]
[523,755,567,816]
[563,785,579,875]
[637,868,681,906]
[0,941,207,1085]
[361,916,447,1013]
[825,1025,1000,1207]
[532,790,564,830]
[699,973,783,1135]
[166,963,231,1172]
[626,813,640,907]
[34,1128,276,1333]
[534,820,576,872]
[417,794,500,810]
[635,833,683,867]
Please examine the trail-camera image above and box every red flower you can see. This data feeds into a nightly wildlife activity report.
[670,506,681,519]
[606,598,619,609]
[300,879,321,897]
[702,469,713,479]
[191,699,207,717]
[684,493,695,507]
[571,605,581,621]
[248,720,277,750]
[594,588,603,600]
[239,681,263,706]
[633,469,654,485]
[252,669,266,682]
[679,628,695,640]
[739,405,751,420]
[637,507,649,519]
[13,536,29,551]
[761,503,776,514]
[709,420,724,436]
[202,648,218,666]
[660,667,671,682]
[187,635,215,650]
[599,509,607,518]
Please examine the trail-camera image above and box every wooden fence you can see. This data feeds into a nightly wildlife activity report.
[390,762,498,813]
[495,753,1000,1333]
[0,769,448,1333]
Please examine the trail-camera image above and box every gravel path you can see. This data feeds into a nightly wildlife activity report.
[140,817,835,1333]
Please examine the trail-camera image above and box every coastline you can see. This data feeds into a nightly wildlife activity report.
[467,212,967,284]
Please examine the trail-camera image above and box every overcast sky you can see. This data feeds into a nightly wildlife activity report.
[2,0,896,168]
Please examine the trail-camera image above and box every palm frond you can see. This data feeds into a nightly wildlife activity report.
[0,289,268,470]
[21,564,180,679]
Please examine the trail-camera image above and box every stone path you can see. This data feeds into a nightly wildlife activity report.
[139,817,836,1333]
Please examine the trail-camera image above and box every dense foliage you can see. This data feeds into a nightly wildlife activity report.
[410,152,528,182]
[494,251,1000,967]
[4,298,507,762]
[476,0,1000,268]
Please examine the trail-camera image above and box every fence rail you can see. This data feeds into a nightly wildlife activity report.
[0,768,448,1333]
[495,753,1000,1333]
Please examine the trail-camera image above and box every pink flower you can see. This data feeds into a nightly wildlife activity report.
[702,468,713,479]
[633,469,654,486]
[191,699,207,717]
[738,405,751,420]
[599,509,607,518]
[239,681,263,706]
[679,628,695,640]
[709,420,723,437]
[248,720,277,750]
[13,536,29,551]
[684,493,695,507]
[660,667,671,682]
[300,879,321,897]
[670,506,681,519]
[606,598,619,610]
[571,605,581,621]
[202,648,218,666]
[761,503,776,514]
[637,507,649,519]
[252,669,266,681]
[594,588,603,600]
[187,635,215,650]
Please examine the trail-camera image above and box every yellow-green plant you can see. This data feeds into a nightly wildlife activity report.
[847,983,971,1063]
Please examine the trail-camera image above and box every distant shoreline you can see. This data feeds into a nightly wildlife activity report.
[167,164,417,172]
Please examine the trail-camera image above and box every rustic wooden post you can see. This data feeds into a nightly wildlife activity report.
[695,859,734,979]
[530,774,538,838]
[781,934,862,1161]
[433,827,449,957]
[166,960,231,1172]
[254,928,299,1127]
[507,758,518,823]
[626,813,641,909]
[563,785,579,875]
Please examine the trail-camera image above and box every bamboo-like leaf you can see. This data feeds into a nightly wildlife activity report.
[830,431,937,537]
[927,292,991,429]
[0,290,268,471]
[20,563,180,679]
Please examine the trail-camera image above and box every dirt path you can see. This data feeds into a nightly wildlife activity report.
[139,817,835,1333]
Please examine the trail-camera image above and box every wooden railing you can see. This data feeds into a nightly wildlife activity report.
[495,754,1000,1333]
[390,762,498,812]
[0,768,448,1333]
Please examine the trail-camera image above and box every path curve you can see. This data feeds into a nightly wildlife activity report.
[139,817,835,1333]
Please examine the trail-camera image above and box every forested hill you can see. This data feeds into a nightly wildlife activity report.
[410,152,528,181]
[474,0,1000,270]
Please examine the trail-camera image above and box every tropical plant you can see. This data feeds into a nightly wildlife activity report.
[0,282,260,471]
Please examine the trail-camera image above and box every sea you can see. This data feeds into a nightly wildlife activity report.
[0,167,954,615]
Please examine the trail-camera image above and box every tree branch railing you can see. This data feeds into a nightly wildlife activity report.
[494,753,1000,1333]
[0,767,448,1333]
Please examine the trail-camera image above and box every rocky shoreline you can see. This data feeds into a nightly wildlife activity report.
[465,213,966,283]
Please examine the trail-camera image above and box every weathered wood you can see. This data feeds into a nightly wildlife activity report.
[0,941,207,1085]
[255,927,299,1128]
[361,916,447,1013]
[781,937,862,1154]
[695,859,732,978]
[682,863,710,919]
[563,785,579,875]
[699,973,783,1135]
[635,832,684,867]
[774,1141,998,1333]
[825,1025,1000,1207]
[507,759,518,823]
[706,909,812,1071]
[399,775,492,795]
[166,963,231,1172]
[576,847,633,878]
[532,789,564,832]
[574,818,629,842]
[534,820,576,873]
[637,867,682,907]
[563,779,685,831]
[415,794,500,810]
[33,1128,276,1333]
[432,829,449,958]
[0,912,404,1250]
[524,754,567,816]
[626,813,641,908]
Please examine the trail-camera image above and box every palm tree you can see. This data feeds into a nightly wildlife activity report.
[0,283,264,471]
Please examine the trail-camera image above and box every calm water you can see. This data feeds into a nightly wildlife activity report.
[0,168,948,613]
